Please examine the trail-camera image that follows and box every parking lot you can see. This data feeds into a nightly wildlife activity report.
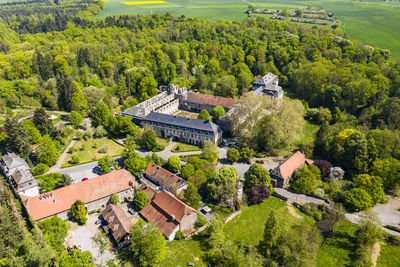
[65,213,115,265]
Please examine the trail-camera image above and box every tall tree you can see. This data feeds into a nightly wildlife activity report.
[129,220,166,267]
[33,107,51,134]
[244,163,271,189]
[4,117,31,159]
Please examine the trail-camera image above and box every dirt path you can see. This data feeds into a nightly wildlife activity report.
[286,202,303,219]
[371,241,381,267]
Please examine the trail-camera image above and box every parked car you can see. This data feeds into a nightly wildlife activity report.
[128,208,135,215]
[81,177,88,181]
[261,160,265,164]
[247,161,251,165]
[188,262,195,266]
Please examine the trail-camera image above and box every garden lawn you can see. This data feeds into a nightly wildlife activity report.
[156,240,206,267]
[172,142,201,153]
[223,197,303,246]
[377,242,400,267]
[157,137,170,149]
[61,137,124,168]
[317,220,359,266]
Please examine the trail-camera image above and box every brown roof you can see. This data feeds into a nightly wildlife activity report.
[101,204,130,243]
[278,151,313,180]
[144,163,184,192]
[24,169,136,221]
[185,92,239,109]
[139,190,196,239]
[138,183,158,201]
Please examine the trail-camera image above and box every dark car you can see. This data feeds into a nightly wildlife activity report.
[81,177,88,181]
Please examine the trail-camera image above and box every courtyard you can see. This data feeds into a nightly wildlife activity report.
[64,203,139,265]
[172,109,199,119]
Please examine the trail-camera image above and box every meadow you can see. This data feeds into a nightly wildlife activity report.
[98,0,400,58]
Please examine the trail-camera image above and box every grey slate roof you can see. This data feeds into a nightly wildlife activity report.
[1,153,29,169]
[13,169,35,184]
[143,112,220,134]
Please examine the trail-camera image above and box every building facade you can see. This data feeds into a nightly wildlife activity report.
[120,84,235,145]
[142,112,222,145]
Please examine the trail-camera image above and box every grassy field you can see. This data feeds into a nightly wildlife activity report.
[377,242,400,267]
[317,220,359,266]
[156,240,206,267]
[171,142,201,152]
[223,197,304,246]
[98,0,400,58]
[62,137,124,168]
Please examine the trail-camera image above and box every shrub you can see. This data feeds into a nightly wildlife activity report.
[69,200,87,224]
[344,188,374,211]
[31,163,49,176]
[133,191,149,210]
[245,186,270,204]
[174,230,185,240]
[197,215,208,227]
[110,193,119,204]
[98,144,109,154]
[70,155,80,164]
[68,147,75,154]
[37,173,63,192]
[94,126,107,138]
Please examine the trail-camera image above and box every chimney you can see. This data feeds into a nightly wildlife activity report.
[171,215,175,222]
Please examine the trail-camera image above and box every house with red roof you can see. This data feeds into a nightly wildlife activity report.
[270,151,313,188]
[23,169,136,221]
[101,203,131,248]
[139,190,197,241]
[144,163,186,194]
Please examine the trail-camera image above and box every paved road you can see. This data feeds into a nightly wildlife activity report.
[48,136,79,173]
[275,188,400,236]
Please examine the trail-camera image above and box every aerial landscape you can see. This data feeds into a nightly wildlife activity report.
[1,0,400,266]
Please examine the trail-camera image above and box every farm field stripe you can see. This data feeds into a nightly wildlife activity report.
[121,1,168,4]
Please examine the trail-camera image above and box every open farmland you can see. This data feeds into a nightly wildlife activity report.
[98,0,400,58]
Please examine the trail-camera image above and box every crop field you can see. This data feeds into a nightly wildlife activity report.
[98,0,400,58]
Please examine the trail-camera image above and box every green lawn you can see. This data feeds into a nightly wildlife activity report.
[172,142,202,153]
[99,0,400,58]
[62,137,124,168]
[377,242,400,267]
[317,220,359,266]
[156,240,206,267]
[223,197,303,246]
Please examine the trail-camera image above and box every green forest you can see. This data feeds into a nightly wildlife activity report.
[1,0,400,266]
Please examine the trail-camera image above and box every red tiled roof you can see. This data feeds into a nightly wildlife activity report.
[101,204,131,243]
[185,92,239,109]
[24,169,136,221]
[144,163,183,192]
[139,190,196,239]
[152,190,196,223]
[278,151,313,180]
[140,202,179,239]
